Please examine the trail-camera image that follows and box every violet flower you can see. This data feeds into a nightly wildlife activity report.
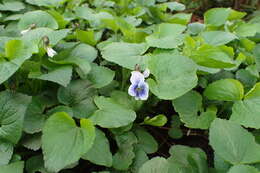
[128,69,149,100]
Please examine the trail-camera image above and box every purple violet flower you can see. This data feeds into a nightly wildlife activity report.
[128,70,149,100]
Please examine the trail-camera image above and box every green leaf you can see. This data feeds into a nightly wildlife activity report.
[0,161,24,173]
[0,91,31,144]
[25,155,48,173]
[172,91,216,129]
[168,145,209,173]
[29,65,72,87]
[164,2,185,11]
[0,1,25,11]
[0,40,32,84]
[253,44,260,72]
[85,63,115,88]
[209,118,260,164]
[230,83,260,128]
[42,112,95,172]
[138,157,169,173]
[76,30,99,46]
[18,10,58,30]
[146,23,186,49]
[21,133,41,151]
[57,80,97,118]
[23,97,46,134]
[147,53,197,100]
[204,8,230,26]
[143,114,167,127]
[189,44,236,68]
[82,129,112,167]
[25,0,68,7]
[5,40,24,60]
[235,23,258,37]
[50,43,97,76]
[0,140,13,166]
[113,132,137,170]
[227,165,259,173]
[90,96,136,128]
[134,128,158,154]
[204,79,244,101]
[187,22,205,35]
[202,31,237,46]
[101,42,150,70]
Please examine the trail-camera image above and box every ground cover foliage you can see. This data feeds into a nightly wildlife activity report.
[0,0,260,172]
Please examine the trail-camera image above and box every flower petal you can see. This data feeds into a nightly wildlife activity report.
[128,83,138,97]
[143,69,150,78]
[130,71,145,84]
[137,82,149,100]
[47,47,57,57]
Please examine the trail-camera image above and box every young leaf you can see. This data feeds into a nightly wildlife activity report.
[143,114,167,127]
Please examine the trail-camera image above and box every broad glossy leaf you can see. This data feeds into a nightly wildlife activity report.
[202,31,237,46]
[188,22,205,35]
[0,91,31,144]
[90,96,136,128]
[29,65,72,87]
[0,161,24,173]
[42,112,95,172]
[138,157,169,173]
[82,129,112,167]
[148,53,197,100]
[18,10,58,30]
[0,140,13,166]
[228,165,259,173]
[146,23,186,49]
[209,118,260,164]
[204,79,244,101]
[172,91,216,129]
[204,8,230,26]
[101,42,149,70]
[230,83,260,128]
[168,145,208,173]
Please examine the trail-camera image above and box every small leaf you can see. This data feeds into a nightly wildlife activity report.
[204,79,244,101]
[143,114,167,127]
